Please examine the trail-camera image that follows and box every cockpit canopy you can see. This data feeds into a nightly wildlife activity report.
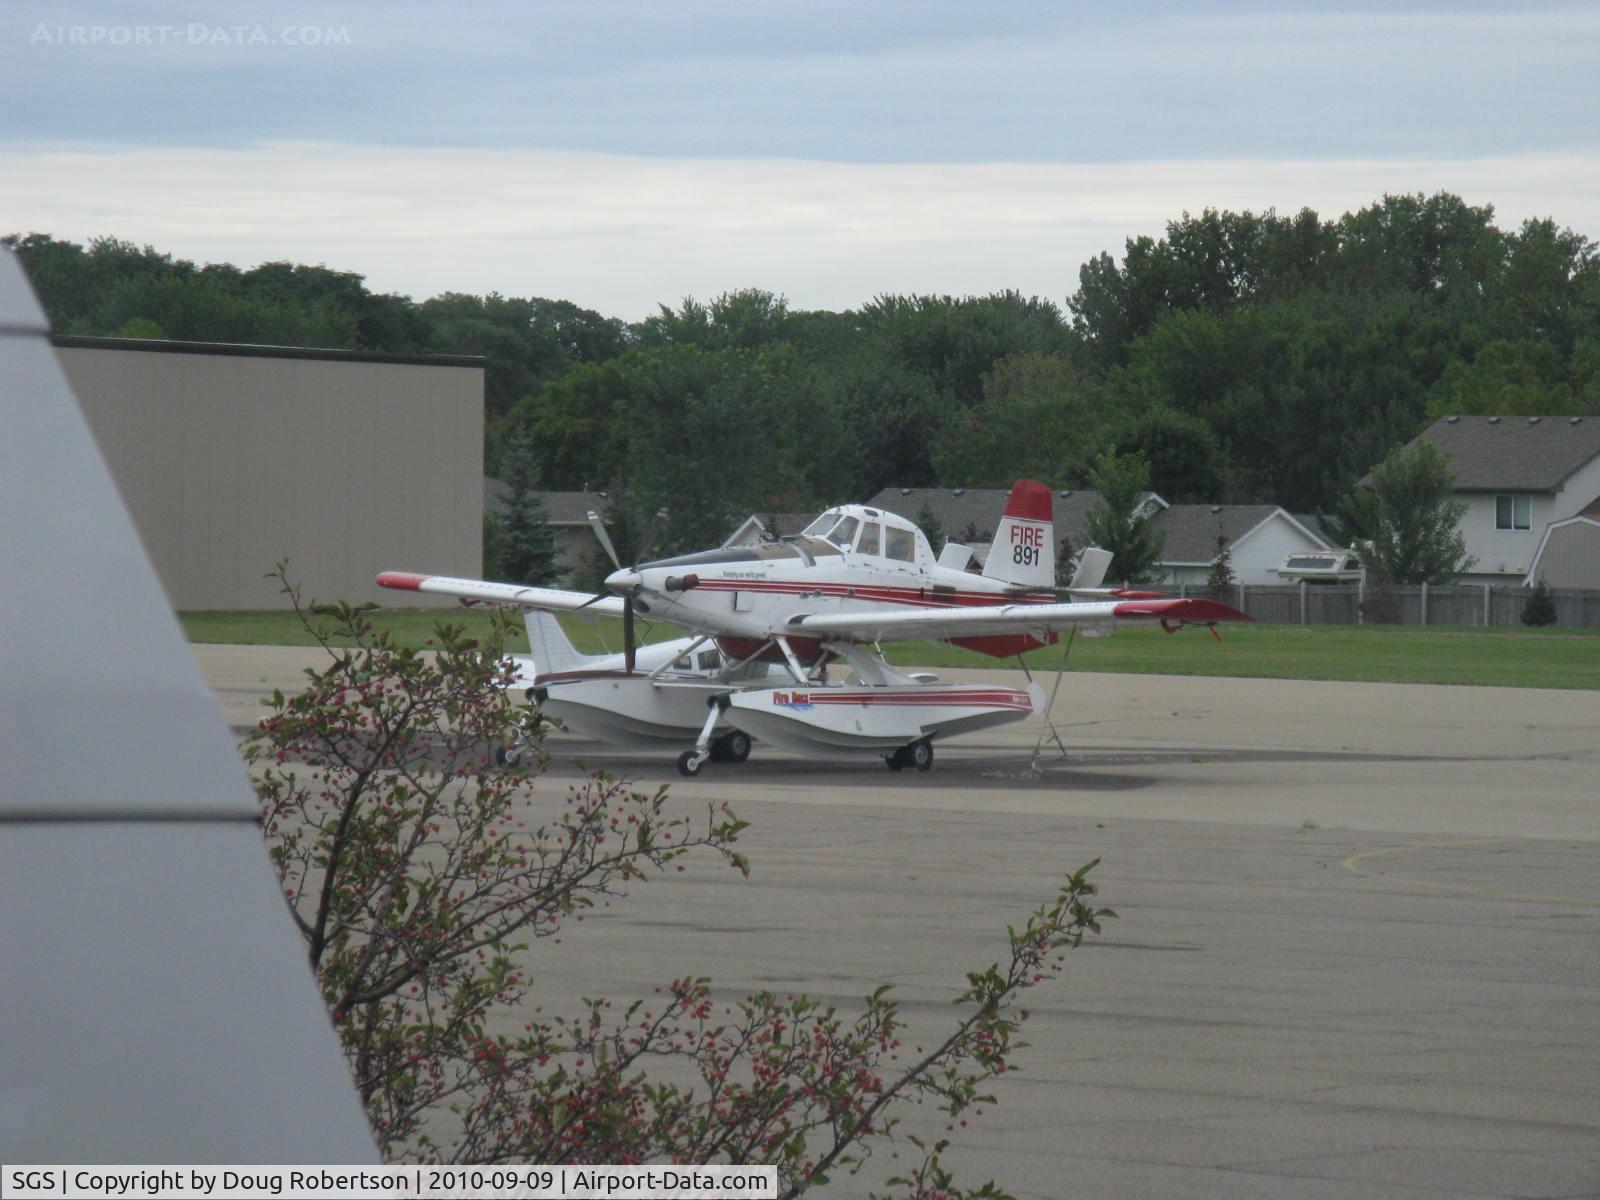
[801,505,924,563]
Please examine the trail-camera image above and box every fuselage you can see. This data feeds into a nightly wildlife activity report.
[607,504,1056,660]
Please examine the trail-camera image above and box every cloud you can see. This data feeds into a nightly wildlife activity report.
[4,143,1597,318]
[2,3,1597,161]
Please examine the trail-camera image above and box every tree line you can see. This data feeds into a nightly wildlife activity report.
[10,191,1599,559]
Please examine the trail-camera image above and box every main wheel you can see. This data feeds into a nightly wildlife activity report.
[907,740,934,771]
[677,750,704,777]
[715,730,752,764]
[494,744,523,768]
[884,749,906,771]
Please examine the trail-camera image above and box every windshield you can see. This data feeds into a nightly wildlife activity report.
[826,516,859,548]
[801,514,836,537]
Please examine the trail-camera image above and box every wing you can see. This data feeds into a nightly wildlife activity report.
[377,571,626,616]
[787,596,1250,642]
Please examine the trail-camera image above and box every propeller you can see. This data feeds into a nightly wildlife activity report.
[586,507,668,672]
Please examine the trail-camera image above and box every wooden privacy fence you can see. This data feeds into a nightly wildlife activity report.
[1173,582,1600,629]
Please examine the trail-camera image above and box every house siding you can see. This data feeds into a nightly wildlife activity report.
[1459,492,1553,578]
[1235,516,1326,584]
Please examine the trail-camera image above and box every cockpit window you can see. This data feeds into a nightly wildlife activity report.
[857,521,882,555]
[885,526,916,562]
[801,514,835,537]
[827,516,859,548]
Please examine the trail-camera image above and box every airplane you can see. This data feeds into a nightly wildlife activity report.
[378,480,1250,774]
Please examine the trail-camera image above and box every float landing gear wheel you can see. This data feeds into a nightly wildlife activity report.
[711,730,752,763]
[886,741,933,772]
[677,750,705,777]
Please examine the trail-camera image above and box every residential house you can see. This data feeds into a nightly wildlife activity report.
[1389,415,1600,584]
[1152,505,1334,587]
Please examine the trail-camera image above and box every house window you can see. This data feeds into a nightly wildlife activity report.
[1495,494,1531,531]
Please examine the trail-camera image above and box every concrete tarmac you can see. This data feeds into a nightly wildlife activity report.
[198,645,1600,1198]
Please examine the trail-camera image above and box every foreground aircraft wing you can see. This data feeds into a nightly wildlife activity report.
[787,596,1251,643]
[378,570,625,616]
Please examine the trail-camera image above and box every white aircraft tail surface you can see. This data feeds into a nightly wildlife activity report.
[523,609,597,676]
[1069,547,1113,589]
[982,480,1055,589]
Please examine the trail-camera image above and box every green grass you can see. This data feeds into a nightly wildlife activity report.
[181,608,1600,690]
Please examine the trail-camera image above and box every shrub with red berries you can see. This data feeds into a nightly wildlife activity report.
[247,567,1112,1196]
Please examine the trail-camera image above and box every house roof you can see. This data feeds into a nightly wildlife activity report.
[726,512,818,543]
[1580,494,1600,519]
[864,486,1161,549]
[759,512,818,537]
[1150,505,1324,563]
[1389,415,1600,492]
[484,479,612,524]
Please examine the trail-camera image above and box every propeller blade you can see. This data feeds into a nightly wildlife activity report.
[587,509,621,570]
[575,591,609,611]
[623,597,637,673]
[635,508,669,567]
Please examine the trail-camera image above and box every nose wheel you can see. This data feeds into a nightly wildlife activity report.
[679,730,752,776]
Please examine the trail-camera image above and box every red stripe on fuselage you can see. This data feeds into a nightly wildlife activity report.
[689,578,1054,610]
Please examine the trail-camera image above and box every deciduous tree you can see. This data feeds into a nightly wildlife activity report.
[1083,450,1166,585]
[1341,441,1474,585]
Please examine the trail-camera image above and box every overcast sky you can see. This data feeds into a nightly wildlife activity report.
[3,1,1597,317]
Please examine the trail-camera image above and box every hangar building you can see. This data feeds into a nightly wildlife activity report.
[53,335,484,609]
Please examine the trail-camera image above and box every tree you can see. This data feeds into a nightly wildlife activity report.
[1341,441,1474,585]
[929,352,1101,488]
[914,500,945,554]
[1054,533,1078,588]
[1203,533,1237,602]
[1083,450,1166,585]
[1522,578,1558,626]
[247,571,1112,1191]
[498,428,561,586]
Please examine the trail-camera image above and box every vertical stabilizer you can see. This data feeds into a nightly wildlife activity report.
[982,480,1055,588]
[523,609,598,676]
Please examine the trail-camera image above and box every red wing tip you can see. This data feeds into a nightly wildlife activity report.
[376,571,430,591]
[1114,598,1252,622]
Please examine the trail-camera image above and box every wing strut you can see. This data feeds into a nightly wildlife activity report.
[1028,626,1077,775]
[774,636,810,685]
[646,635,711,682]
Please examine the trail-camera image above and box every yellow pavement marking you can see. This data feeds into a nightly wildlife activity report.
[1341,838,1600,906]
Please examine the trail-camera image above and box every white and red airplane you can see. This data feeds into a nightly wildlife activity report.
[378,480,1249,774]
